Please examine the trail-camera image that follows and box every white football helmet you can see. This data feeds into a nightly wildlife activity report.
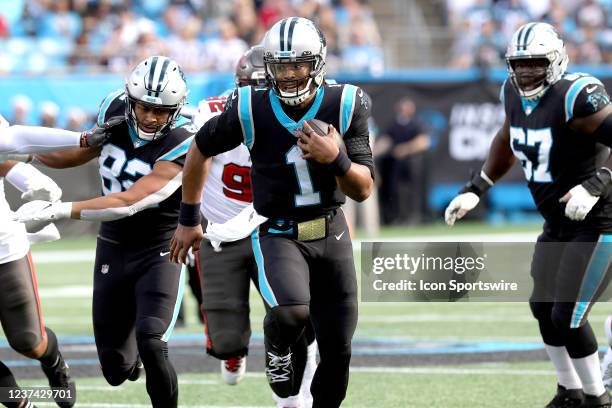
[125,56,188,140]
[262,17,326,106]
[506,22,568,101]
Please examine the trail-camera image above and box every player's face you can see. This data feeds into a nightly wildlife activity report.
[133,102,173,133]
[510,58,549,91]
[270,62,311,93]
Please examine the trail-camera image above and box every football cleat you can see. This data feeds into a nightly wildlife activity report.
[265,348,294,398]
[273,393,303,408]
[221,355,246,385]
[545,384,584,408]
[602,316,612,389]
[128,356,143,382]
[41,352,76,408]
[581,391,612,407]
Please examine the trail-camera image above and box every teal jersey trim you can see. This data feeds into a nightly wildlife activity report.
[97,89,124,126]
[520,96,541,116]
[157,135,194,162]
[571,234,612,328]
[161,266,186,342]
[340,84,358,135]
[251,229,278,308]
[564,76,603,122]
[268,86,325,136]
[238,86,255,149]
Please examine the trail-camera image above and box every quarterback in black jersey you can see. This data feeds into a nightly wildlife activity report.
[19,56,196,408]
[171,17,374,408]
[446,23,612,407]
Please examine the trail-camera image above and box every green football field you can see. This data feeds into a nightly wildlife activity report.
[5,222,612,407]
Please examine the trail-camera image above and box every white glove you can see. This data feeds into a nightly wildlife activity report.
[444,192,480,226]
[14,200,72,231]
[5,162,62,202]
[560,184,600,221]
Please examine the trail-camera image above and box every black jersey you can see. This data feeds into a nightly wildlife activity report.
[95,89,197,243]
[195,83,374,219]
[502,73,612,225]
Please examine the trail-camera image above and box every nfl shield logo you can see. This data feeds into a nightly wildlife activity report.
[101,264,109,274]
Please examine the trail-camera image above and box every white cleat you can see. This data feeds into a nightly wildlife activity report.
[299,341,318,408]
[221,355,246,385]
[273,393,303,408]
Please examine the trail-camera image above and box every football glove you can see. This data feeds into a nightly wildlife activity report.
[444,192,480,226]
[14,200,72,232]
[80,116,125,147]
[560,185,600,221]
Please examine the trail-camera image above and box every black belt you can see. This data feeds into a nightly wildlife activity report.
[262,209,338,242]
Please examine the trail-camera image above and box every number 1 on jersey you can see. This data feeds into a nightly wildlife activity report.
[286,145,321,206]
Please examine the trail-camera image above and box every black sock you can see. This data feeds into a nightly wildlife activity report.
[38,328,59,368]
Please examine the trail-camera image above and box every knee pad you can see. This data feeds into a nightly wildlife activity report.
[264,305,310,350]
[135,316,167,337]
[551,304,574,331]
[8,330,41,354]
[529,301,553,322]
[136,332,168,365]
[207,330,249,359]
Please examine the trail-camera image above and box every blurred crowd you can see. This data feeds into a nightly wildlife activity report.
[0,0,384,75]
[448,0,612,68]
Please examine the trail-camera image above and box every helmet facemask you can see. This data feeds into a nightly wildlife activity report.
[507,56,551,100]
[126,95,184,141]
[265,54,325,106]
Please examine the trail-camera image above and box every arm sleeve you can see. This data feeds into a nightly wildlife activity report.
[194,90,243,157]
[343,88,375,178]
[80,171,183,221]
[0,125,80,153]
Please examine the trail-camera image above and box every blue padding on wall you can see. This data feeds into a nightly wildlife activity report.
[489,183,536,211]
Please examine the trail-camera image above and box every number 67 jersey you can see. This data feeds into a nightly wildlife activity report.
[502,73,612,224]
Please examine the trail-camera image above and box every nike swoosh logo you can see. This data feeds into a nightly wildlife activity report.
[586,85,598,93]
[160,251,170,256]
[335,231,345,240]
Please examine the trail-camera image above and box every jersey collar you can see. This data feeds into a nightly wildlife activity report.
[268,86,325,136]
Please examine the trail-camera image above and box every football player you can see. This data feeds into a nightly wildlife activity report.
[171,17,374,408]
[0,112,116,408]
[189,45,317,408]
[446,22,612,407]
[17,56,196,408]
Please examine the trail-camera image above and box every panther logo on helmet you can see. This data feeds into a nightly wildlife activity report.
[125,56,188,141]
[262,17,327,106]
[506,22,568,101]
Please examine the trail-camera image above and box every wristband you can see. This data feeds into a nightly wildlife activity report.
[459,170,495,197]
[582,167,612,196]
[328,150,352,176]
[179,202,202,227]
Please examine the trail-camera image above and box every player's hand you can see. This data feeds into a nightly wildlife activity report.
[20,172,62,202]
[559,185,600,221]
[444,192,480,226]
[14,200,72,231]
[295,121,340,164]
[169,224,203,264]
[80,116,125,147]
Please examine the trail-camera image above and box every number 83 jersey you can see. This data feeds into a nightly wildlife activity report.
[502,73,612,224]
[96,89,196,243]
